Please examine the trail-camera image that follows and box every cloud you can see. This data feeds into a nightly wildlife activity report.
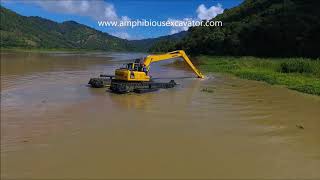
[196,3,224,20]
[168,3,224,34]
[7,0,126,21]
[110,32,131,40]
[167,18,194,35]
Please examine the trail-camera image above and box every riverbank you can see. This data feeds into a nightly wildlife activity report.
[0,47,134,53]
[0,47,91,53]
[199,56,320,96]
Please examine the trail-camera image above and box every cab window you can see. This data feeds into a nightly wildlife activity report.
[126,63,133,70]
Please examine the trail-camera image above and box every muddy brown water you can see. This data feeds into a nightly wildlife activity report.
[1,51,320,179]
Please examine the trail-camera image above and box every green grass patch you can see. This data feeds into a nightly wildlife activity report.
[199,56,320,96]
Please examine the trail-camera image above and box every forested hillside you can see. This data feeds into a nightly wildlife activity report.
[151,0,320,58]
[131,31,188,52]
[0,5,187,52]
[2,0,319,57]
[0,6,133,51]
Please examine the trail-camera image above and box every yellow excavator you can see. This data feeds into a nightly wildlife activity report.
[114,50,204,82]
[89,50,204,93]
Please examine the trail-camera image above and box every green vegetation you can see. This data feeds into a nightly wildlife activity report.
[131,31,187,52]
[199,56,320,95]
[0,6,134,51]
[151,0,320,58]
[148,39,178,53]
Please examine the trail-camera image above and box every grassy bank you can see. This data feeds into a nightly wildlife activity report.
[199,56,320,96]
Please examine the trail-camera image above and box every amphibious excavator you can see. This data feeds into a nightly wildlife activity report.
[89,50,204,93]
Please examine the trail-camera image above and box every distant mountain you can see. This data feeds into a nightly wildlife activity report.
[0,6,188,52]
[0,6,133,51]
[130,31,188,52]
[153,0,320,58]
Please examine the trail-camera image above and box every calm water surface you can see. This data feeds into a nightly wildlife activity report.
[1,51,320,179]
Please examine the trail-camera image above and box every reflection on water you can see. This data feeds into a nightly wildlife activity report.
[1,51,320,179]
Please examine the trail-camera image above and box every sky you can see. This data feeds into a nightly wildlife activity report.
[1,0,243,40]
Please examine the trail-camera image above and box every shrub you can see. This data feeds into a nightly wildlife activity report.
[279,60,313,74]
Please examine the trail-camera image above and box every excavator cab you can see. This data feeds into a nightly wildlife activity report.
[120,63,137,71]
[115,62,150,81]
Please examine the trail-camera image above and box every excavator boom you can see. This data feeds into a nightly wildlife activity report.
[114,50,204,82]
[143,50,204,78]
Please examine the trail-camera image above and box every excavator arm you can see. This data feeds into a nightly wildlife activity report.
[143,50,204,78]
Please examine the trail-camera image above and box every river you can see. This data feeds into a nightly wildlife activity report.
[1,51,320,179]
